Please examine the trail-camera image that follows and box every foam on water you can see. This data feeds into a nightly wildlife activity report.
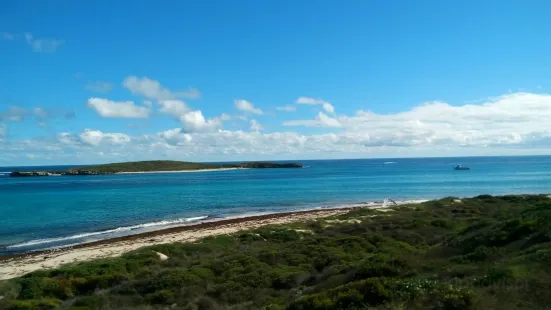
[6,215,209,249]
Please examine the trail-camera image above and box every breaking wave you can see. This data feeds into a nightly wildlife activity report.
[6,215,209,249]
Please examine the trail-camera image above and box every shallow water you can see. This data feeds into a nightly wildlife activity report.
[1,156,550,253]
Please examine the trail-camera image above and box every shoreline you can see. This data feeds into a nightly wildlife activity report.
[0,205,385,280]
[0,199,426,280]
[1,199,423,255]
[115,167,248,174]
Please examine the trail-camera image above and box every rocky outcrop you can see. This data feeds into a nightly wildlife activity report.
[9,171,51,177]
[10,170,106,177]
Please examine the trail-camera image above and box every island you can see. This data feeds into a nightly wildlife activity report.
[9,160,303,177]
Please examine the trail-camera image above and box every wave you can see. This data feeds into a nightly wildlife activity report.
[383,162,397,165]
[3,198,429,251]
[6,215,209,249]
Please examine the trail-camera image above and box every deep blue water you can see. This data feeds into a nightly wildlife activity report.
[1,156,551,254]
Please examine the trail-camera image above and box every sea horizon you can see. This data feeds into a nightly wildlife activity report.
[2,153,551,169]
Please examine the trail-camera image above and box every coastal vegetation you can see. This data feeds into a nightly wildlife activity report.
[9,160,303,176]
[1,194,551,309]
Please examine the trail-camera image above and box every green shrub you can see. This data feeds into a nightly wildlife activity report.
[8,298,60,310]
[2,195,551,309]
[145,289,174,304]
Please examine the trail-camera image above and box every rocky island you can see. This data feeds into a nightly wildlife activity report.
[9,160,303,177]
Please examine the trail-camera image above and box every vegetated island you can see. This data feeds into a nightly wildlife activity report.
[1,194,551,309]
[9,160,303,177]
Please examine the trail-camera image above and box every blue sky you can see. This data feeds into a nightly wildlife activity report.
[1,0,551,165]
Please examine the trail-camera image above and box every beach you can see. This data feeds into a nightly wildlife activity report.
[0,207,359,280]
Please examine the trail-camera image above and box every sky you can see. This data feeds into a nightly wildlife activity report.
[1,0,551,165]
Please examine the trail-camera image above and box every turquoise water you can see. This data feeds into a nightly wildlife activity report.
[1,156,551,254]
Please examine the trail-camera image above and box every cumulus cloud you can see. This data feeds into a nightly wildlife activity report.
[24,33,63,53]
[180,110,222,133]
[79,130,131,146]
[296,96,335,113]
[123,76,200,101]
[58,130,131,146]
[234,99,263,114]
[287,93,551,148]
[158,128,193,146]
[85,81,113,93]
[87,98,150,118]
[284,112,341,128]
[250,119,264,131]
[6,92,551,164]
[158,100,189,117]
[276,105,297,112]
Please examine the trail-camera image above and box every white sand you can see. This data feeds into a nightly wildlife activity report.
[0,209,349,280]
[116,167,247,174]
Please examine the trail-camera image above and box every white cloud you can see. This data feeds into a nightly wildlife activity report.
[158,128,193,146]
[57,130,131,147]
[7,92,551,164]
[87,98,150,118]
[219,113,232,121]
[123,76,200,101]
[284,112,341,128]
[85,81,113,93]
[78,130,131,146]
[180,110,222,133]
[276,105,296,112]
[58,132,79,145]
[2,32,14,40]
[250,119,264,131]
[296,96,335,113]
[24,33,63,53]
[158,100,189,117]
[234,99,263,114]
[287,92,551,148]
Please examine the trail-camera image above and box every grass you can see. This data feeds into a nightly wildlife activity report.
[1,194,550,309]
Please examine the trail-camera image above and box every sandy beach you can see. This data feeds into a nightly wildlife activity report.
[0,207,356,280]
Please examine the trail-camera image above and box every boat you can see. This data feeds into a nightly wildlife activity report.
[453,164,470,170]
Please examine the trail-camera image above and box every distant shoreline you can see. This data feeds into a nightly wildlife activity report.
[8,160,302,177]
[115,167,248,174]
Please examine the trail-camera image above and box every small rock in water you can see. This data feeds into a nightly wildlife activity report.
[155,251,169,261]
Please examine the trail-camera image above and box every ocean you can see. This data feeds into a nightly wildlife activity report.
[1,156,550,254]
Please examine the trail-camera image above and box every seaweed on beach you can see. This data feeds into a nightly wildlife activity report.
[1,194,551,309]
